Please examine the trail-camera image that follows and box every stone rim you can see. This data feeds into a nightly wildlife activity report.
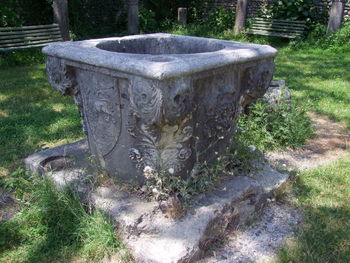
[42,33,278,80]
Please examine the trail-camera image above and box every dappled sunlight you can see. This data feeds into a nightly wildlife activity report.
[0,167,10,177]
[52,104,65,113]
[0,64,83,173]
[0,110,10,118]
[0,94,9,103]
[39,137,85,149]
[278,157,350,262]
[274,48,350,130]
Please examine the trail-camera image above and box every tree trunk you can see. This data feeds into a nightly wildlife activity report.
[128,0,139,34]
[234,0,249,35]
[53,0,70,41]
[327,0,345,33]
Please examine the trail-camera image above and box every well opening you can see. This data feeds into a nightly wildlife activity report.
[96,37,225,55]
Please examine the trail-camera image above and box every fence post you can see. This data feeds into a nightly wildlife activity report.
[327,0,345,33]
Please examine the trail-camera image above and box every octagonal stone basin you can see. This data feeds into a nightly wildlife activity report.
[43,33,277,184]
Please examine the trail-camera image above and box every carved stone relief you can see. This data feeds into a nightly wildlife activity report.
[239,58,275,109]
[192,72,239,160]
[128,78,194,177]
[43,35,276,184]
[46,56,76,95]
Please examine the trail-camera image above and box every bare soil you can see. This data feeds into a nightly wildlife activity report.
[0,188,17,222]
[267,112,350,171]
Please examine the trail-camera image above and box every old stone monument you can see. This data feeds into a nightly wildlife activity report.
[25,34,288,262]
[42,33,276,184]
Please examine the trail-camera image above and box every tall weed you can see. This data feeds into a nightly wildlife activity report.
[237,99,313,152]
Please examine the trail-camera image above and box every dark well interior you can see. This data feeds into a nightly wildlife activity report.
[96,37,225,55]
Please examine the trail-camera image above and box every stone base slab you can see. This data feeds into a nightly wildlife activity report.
[25,140,289,263]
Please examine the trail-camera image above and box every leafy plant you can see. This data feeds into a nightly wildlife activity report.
[291,22,350,50]
[0,168,31,200]
[237,98,313,152]
[140,137,260,202]
[139,7,158,33]
[206,6,235,32]
[263,0,327,24]
[0,6,24,27]
[188,5,235,32]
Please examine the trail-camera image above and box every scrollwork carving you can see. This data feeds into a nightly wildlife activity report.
[240,59,275,108]
[128,79,193,176]
[46,56,76,95]
[205,103,236,139]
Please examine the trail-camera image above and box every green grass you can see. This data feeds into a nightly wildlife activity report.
[275,47,350,129]
[0,25,349,262]
[0,64,83,176]
[237,99,313,152]
[169,24,350,262]
[278,158,350,263]
[0,177,128,263]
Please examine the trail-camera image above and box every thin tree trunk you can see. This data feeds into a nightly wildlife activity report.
[128,0,139,34]
[234,0,249,35]
[53,0,70,41]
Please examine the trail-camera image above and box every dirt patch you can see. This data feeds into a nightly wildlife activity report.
[199,202,301,263]
[267,112,350,170]
[0,188,18,222]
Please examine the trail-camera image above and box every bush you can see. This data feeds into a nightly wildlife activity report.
[140,7,158,33]
[263,0,327,24]
[0,6,24,27]
[292,22,350,50]
[0,48,45,68]
[237,98,313,152]
[0,0,52,27]
[189,6,235,32]
[68,0,126,40]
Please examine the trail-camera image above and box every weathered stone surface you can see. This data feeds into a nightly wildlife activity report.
[25,140,289,263]
[42,33,277,185]
[263,80,291,106]
[178,8,188,25]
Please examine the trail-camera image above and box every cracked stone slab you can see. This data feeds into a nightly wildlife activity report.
[25,140,290,263]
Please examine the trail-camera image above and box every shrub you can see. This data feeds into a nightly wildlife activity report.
[0,6,24,27]
[0,48,45,68]
[237,98,313,152]
[263,0,327,24]
[206,6,236,32]
[292,22,350,50]
[189,6,236,32]
[140,7,158,33]
[68,0,126,40]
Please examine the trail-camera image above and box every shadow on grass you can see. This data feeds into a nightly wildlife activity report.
[277,161,350,263]
[0,180,84,262]
[274,48,350,129]
[0,65,83,172]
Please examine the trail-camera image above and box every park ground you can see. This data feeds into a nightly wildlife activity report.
[0,30,350,262]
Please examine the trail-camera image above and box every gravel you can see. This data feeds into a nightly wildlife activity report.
[199,203,301,263]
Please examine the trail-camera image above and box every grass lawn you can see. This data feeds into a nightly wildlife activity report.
[0,64,84,176]
[0,37,349,262]
[274,47,350,262]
